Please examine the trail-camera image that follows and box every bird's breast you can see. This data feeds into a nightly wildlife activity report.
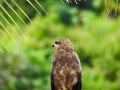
[53,54,78,89]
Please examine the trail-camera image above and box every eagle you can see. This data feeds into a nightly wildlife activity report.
[51,38,82,90]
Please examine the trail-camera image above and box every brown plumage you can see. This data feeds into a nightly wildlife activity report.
[51,38,82,90]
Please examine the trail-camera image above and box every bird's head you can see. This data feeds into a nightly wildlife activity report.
[52,38,73,49]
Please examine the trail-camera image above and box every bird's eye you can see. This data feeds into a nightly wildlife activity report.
[55,41,61,45]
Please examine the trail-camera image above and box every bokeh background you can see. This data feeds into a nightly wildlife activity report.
[0,0,120,90]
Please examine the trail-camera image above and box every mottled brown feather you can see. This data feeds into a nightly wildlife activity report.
[51,38,82,90]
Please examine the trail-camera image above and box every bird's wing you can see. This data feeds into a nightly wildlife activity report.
[72,52,82,90]
[50,57,56,90]
[75,52,82,71]
[51,52,82,90]
[51,71,56,90]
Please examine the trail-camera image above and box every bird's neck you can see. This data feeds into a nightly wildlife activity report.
[58,46,73,52]
[55,47,73,57]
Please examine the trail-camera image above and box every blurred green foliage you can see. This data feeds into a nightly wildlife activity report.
[0,0,120,90]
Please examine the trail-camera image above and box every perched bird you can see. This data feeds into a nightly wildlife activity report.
[51,38,82,90]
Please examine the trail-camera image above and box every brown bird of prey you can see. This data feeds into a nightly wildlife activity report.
[51,38,82,90]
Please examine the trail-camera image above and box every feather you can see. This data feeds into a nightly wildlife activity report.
[51,38,82,90]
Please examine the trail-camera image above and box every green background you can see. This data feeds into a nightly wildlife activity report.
[0,0,120,90]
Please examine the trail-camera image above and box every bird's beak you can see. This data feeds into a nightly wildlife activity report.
[52,43,60,48]
[52,44,55,47]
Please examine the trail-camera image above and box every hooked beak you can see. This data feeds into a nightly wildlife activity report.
[52,44,55,47]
